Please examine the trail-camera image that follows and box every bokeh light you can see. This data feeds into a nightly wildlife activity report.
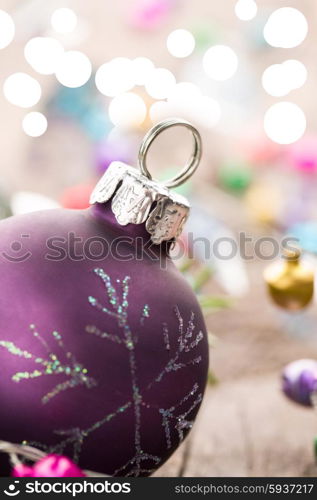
[22,112,48,137]
[24,37,64,75]
[235,0,257,21]
[167,29,195,58]
[51,7,78,34]
[11,192,60,215]
[167,82,202,103]
[262,60,307,97]
[55,50,92,88]
[3,73,41,108]
[109,92,147,128]
[95,58,135,97]
[264,102,306,144]
[262,64,287,97]
[145,68,176,99]
[263,8,308,48]
[131,57,154,85]
[150,83,221,129]
[283,60,307,90]
[203,45,238,81]
[193,96,221,128]
[0,9,15,49]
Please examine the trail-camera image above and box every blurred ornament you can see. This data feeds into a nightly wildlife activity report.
[49,85,90,119]
[80,106,110,142]
[282,359,317,407]
[264,248,314,310]
[128,0,173,30]
[94,139,134,176]
[13,454,85,477]
[239,133,280,165]
[10,191,60,216]
[286,222,317,255]
[218,163,252,193]
[191,23,217,51]
[60,183,95,210]
[245,183,282,225]
[287,136,317,174]
[49,84,109,142]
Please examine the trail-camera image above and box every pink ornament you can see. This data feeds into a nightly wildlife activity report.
[13,464,34,477]
[129,0,172,29]
[238,132,280,165]
[60,183,95,210]
[287,135,317,173]
[13,455,86,477]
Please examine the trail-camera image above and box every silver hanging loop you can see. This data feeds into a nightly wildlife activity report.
[138,118,202,189]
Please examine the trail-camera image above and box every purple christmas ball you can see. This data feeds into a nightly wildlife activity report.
[282,359,317,407]
[0,202,208,476]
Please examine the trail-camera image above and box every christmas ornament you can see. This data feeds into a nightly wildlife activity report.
[128,0,173,30]
[0,119,208,477]
[245,182,283,225]
[287,135,317,173]
[264,248,314,310]
[13,454,86,478]
[287,222,317,255]
[218,163,252,193]
[282,359,317,407]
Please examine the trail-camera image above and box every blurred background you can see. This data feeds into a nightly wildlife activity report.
[1,0,317,477]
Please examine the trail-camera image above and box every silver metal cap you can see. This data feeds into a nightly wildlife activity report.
[90,119,202,245]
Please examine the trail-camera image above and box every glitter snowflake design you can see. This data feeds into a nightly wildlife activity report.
[20,269,204,477]
[0,325,97,404]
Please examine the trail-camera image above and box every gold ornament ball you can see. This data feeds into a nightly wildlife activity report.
[264,248,314,311]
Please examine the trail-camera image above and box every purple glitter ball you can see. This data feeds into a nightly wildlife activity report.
[0,202,208,476]
[282,359,317,407]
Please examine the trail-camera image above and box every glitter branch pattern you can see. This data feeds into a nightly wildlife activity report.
[0,325,97,404]
[159,383,203,448]
[26,400,132,463]
[149,307,203,387]
[18,268,204,477]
